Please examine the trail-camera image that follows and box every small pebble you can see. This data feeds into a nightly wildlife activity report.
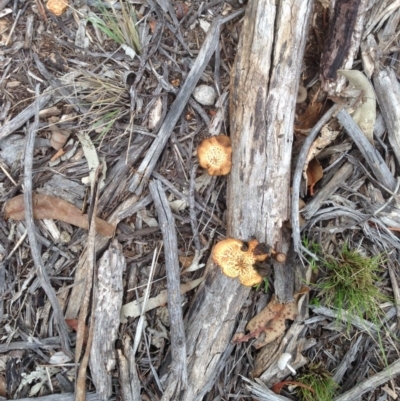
[193,85,217,106]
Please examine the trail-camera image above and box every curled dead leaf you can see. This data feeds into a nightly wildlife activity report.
[305,158,323,196]
[5,194,115,237]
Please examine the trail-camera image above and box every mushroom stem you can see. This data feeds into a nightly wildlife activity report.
[286,363,296,375]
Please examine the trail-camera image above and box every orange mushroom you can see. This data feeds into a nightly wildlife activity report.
[212,238,287,286]
[212,239,268,286]
[197,135,232,176]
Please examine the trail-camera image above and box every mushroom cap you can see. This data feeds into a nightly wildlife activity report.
[277,353,292,370]
[211,238,263,286]
[197,135,232,176]
[274,252,287,263]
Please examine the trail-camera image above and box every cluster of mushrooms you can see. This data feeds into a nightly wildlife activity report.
[197,135,286,287]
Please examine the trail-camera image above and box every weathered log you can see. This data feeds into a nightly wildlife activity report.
[159,0,314,399]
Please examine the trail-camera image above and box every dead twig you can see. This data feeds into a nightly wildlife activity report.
[292,104,342,255]
[149,179,188,398]
[23,85,72,359]
[189,163,201,251]
[337,108,396,192]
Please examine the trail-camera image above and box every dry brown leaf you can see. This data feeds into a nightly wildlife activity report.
[232,289,308,349]
[306,158,323,196]
[175,2,189,20]
[148,19,157,33]
[48,116,70,150]
[179,255,194,268]
[5,194,115,237]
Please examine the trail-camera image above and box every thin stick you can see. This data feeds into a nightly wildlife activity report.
[337,108,396,191]
[149,179,187,395]
[189,163,201,251]
[291,104,342,254]
[23,85,72,358]
[132,245,161,355]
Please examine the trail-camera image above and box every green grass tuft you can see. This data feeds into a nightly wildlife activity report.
[89,0,141,53]
[317,243,387,329]
[297,363,338,401]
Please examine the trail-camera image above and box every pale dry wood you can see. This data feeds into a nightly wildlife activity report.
[374,67,400,166]
[333,359,400,401]
[116,338,141,401]
[23,14,34,49]
[310,306,379,333]
[76,181,100,401]
[149,180,187,399]
[90,240,126,400]
[160,1,314,399]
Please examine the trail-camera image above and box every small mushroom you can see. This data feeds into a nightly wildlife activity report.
[277,353,296,375]
[253,242,287,263]
[197,135,232,176]
[296,85,307,104]
[212,238,268,286]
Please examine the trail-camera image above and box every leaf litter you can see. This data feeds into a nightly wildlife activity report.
[1,0,400,400]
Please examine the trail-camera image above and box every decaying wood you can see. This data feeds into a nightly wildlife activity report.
[149,180,187,399]
[159,1,313,399]
[90,240,126,400]
[22,85,73,359]
[333,359,400,401]
[320,0,368,92]
[374,67,400,167]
